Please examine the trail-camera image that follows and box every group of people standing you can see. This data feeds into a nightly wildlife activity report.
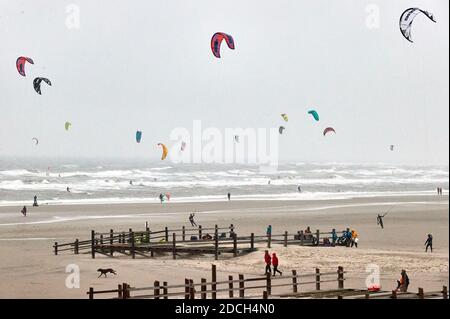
[436,187,444,195]
[264,250,282,276]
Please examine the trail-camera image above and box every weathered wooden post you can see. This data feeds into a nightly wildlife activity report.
[91,230,95,259]
[184,279,190,299]
[268,232,272,248]
[146,227,150,244]
[163,282,168,300]
[154,281,160,300]
[214,233,219,261]
[239,274,245,298]
[230,224,234,234]
[88,287,94,300]
[315,268,321,290]
[250,233,255,251]
[201,278,207,299]
[109,229,114,256]
[263,291,268,299]
[233,235,238,257]
[53,242,58,256]
[443,286,448,299]
[212,264,217,299]
[292,270,298,293]
[300,230,304,246]
[391,290,397,299]
[338,266,344,289]
[130,231,135,259]
[365,292,370,299]
[100,234,104,245]
[215,224,219,238]
[122,283,130,299]
[165,227,169,242]
[228,275,234,298]
[337,295,343,299]
[418,288,424,299]
[74,239,79,255]
[316,229,320,246]
[172,233,177,260]
[189,279,195,299]
[182,226,186,241]
[199,225,202,239]
[284,231,288,247]
[118,284,123,299]
[266,273,272,295]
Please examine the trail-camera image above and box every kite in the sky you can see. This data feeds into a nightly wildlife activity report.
[136,131,142,143]
[33,77,51,95]
[65,121,72,131]
[279,126,285,134]
[399,8,436,42]
[32,137,39,145]
[323,127,336,136]
[281,113,288,122]
[211,32,235,58]
[16,57,34,77]
[158,143,168,160]
[308,110,320,121]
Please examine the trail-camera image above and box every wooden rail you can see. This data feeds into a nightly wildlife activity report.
[87,266,346,299]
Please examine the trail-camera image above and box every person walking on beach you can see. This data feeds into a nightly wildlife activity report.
[425,234,433,252]
[159,193,164,204]
[297,185,302,193]
[21,206,27,217]
[272,253,282,276]
[189,213,197,227]
[227,192,231,201]
[33,195,39,207]
[396,269,409,292]
[377,213,387,229]
[351,229,359,248]
[264,250,272,275]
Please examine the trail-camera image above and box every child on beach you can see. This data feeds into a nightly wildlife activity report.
[272,253,282,276]
[396,270,409,292]
[425,234,433,252]
[264,250,272,275]
[351,229,359,248]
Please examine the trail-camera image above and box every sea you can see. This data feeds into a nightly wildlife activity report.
[0,158,448,206]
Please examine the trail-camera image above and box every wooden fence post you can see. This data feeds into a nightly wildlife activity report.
[122,283,130,299]
[189,279,195,299]
[332,228,336,246]
[266,273,272,295]
[154,281,160,300]
[365,292,370,299]
[338,266,344,289]
[91,230,95,259]
[88,287,94,299]
[315,229,320,246]
[233,235,238,257]
[300,230,304,246]
[130,231,135,259]
[239,274,245,298]
[250,233,255,251]
[211,264,217,299]
[418,288,424,299]
[163,282,168,300]
[263,291,268,299]
[182,226,186,241]
[214,233,219,261]
[199,225,202,239]
[146,227,150,244]
[268,233,271,248]
[74,239,79,254]
[110,229,114,256]
[165,227,169,242]
[315,268,321,290]
[118,284,123,299]
[185,279,190,299]
[172,233,177,259]
[54,242,58,255]
[225,275,232,298]
[215,224,218,238]
[391,290,397,299]
[284,231,288,247]
[201,278,207,299]
[443,286,448,299]
[292,270,298,293]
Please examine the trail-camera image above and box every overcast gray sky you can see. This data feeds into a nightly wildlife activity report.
[0,0,448,164]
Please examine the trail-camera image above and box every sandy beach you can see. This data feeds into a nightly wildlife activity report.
[0,194,447,298]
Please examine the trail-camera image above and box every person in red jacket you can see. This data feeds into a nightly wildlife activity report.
[272,253,282,276]
[264,250,271,275]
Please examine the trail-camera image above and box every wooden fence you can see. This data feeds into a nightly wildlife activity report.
[54,225,344,260]
[87,265,346,299]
